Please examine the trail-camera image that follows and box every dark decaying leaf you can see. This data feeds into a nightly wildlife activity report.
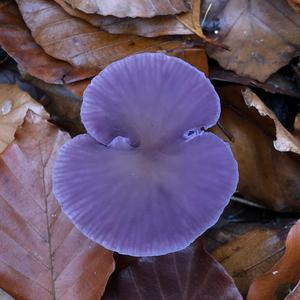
[0,112,114,300]
[247,220,300,300]
[16,0,189,70]
[211,86,300,211]
[54,0,192,37]
[0,0,96,84]
[103,241,242,300]
[22,72,86,136]
[209,66,300,99]
[64,0,191,18]
[204,0,300,82]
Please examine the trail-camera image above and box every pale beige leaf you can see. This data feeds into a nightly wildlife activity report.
[64,0,191,18]
[242,88,300,154]
[0,84,49,154]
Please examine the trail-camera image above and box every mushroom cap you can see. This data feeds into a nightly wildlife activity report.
[53,53,238,256]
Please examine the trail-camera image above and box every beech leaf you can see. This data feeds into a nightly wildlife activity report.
[204,0,300,82]
[211,86,300,211]
[212,226,291,295]
[0,111,114,300]
[0,84,48,154]
[0,1,96,84]
[64,0,191,18]
[54,0,192,37]
[16,0,188,70]
[247,220,300,300]
[103,241,242,300]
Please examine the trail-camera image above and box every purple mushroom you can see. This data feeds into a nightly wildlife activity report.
[53,53,238,256]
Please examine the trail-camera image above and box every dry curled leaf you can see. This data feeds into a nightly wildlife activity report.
[16,0,188,70]
[211,86,300,211]
[0,112,114,299]
[0,84,48,154]
[103,241,242,300]
[247,220,300,300]
[204,0,300,82]
[0,0,96,84]
[54,0,192,37]
[243,88,300,154]
[64,0,191,18]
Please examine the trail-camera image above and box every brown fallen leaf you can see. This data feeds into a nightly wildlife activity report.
[64,0,191,18]
[54,0,192,37]
[242,88,300,155]
[0,0,96,84]
[0,84,48,154]
[0,111,114,299]
[16,0,189,70]
[213,226,292,296]
[103,241,243,300]
[204,201,295,296]
[247,220,300,300]
[211,86,300,211]
[0,289,15,300]
[204,0,300,82]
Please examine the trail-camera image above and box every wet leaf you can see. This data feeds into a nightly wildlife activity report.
[64,0,191,18]
[16,0,189,70]
[54,0,192,37]
[0,1,96,84]
[0,84,48,154]
[102,241,242,300]
[247,220,300,300]
[211,86,300,211]
[0,112,114,299]
[204,0,300,82]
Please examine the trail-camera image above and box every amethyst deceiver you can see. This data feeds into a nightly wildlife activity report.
[53,53,238,256]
